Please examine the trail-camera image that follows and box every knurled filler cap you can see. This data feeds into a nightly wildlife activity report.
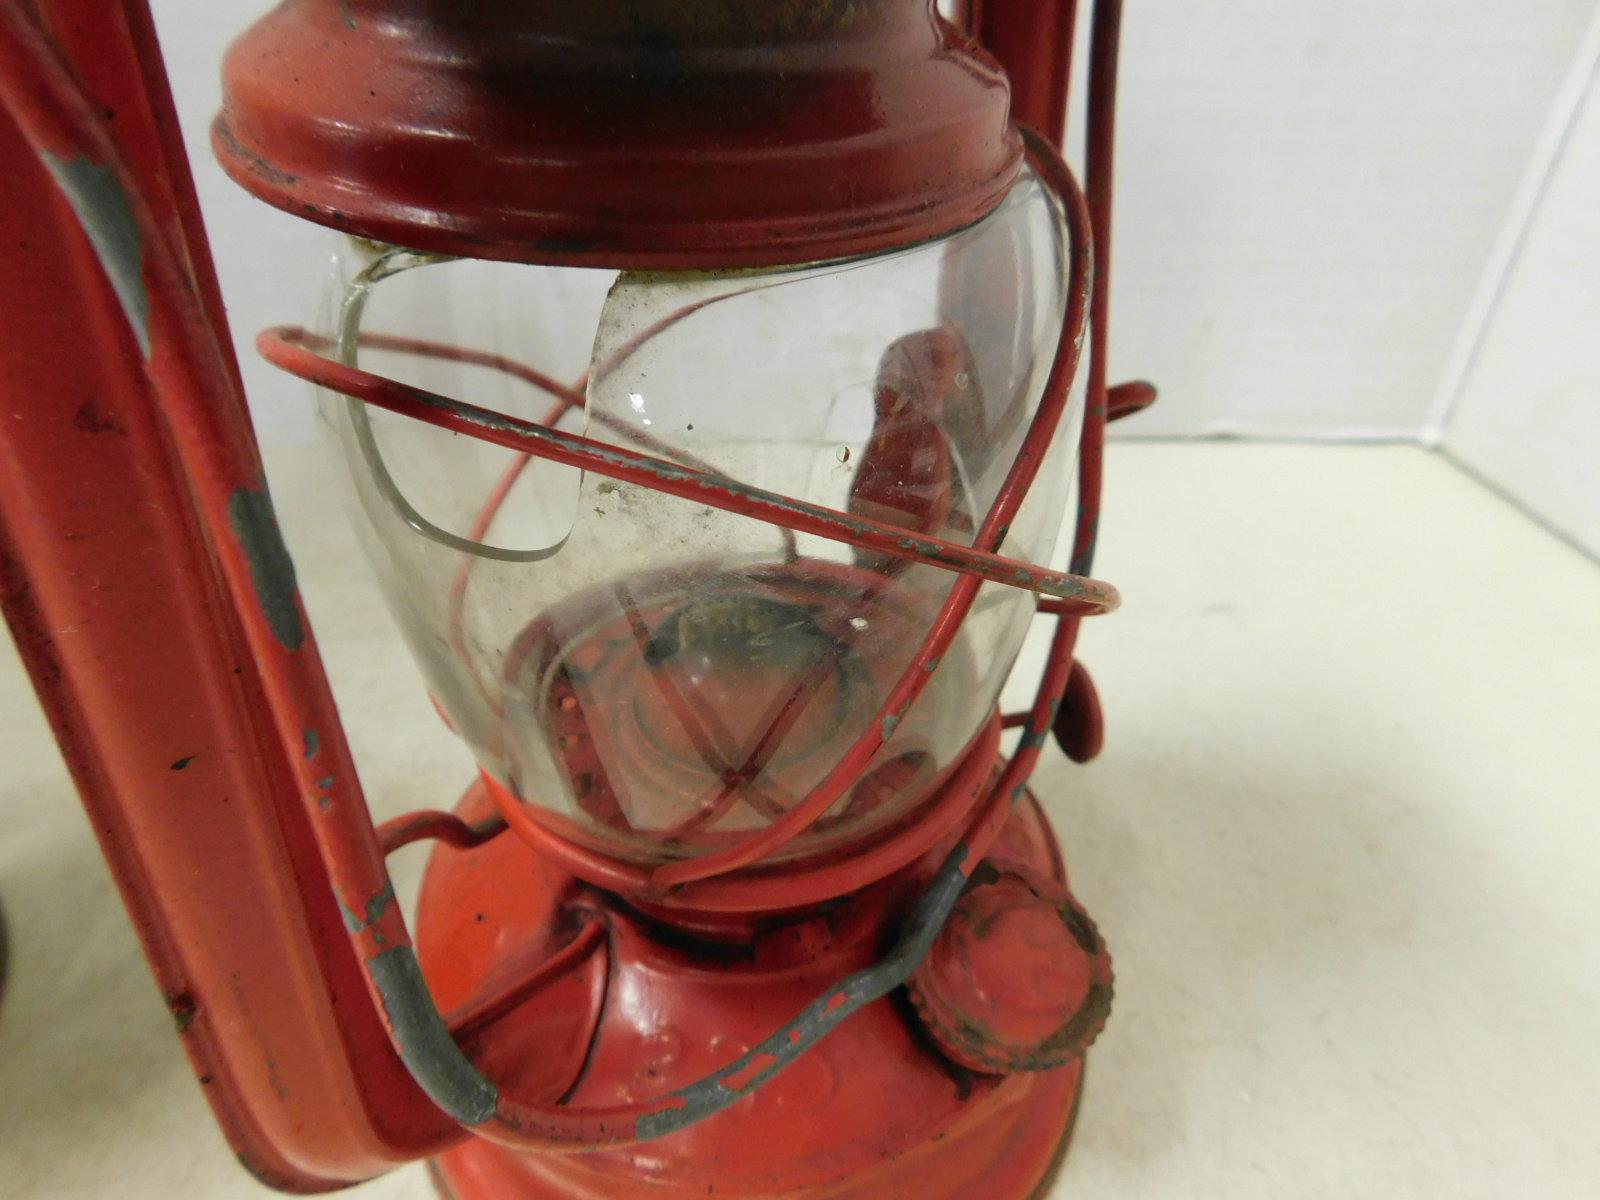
[909,864,1112,1074]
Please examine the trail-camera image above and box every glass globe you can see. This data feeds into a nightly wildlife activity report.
[316,165,1081,867]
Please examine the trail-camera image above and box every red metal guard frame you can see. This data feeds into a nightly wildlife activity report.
[0,0,1143,1183]
[258,126,1111,903]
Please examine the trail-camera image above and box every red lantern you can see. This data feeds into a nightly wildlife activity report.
[0,2,1153,1196]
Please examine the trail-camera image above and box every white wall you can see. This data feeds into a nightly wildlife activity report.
[1105,0,1596,439]
[1436,26,1600,558]
[150,2,1597,452]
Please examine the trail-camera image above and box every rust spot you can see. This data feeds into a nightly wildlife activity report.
[40,153,149,355]
[341,881,396,932]
[167,993,198,1033]
[73,398,126,436]
[213,118,300,189]
[228,487,304,651]
[265,1055,289,1101]
[363,882,397,927]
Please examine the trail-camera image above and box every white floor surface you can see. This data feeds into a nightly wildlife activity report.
[3,442,1597,1199]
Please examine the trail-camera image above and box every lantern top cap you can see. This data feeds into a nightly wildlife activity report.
[212,0,1022,269]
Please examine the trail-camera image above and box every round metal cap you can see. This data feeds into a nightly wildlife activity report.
[909,864,1113,1074]
[214,0,1022,269]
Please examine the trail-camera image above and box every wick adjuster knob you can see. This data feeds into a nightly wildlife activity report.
[909,863,1113,1074]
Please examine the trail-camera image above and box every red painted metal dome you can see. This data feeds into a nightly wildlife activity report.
[214,0,1022,268]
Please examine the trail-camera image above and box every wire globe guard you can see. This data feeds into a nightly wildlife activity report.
[249,120,1120,1157]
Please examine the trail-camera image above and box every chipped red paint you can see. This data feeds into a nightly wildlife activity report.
[0,0,1152,1195]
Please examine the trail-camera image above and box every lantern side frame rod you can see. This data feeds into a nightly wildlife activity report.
[1072,0,1121,583]
[0,0,468,1183]
[0,0,470,1138]
[1002,1,1142,757]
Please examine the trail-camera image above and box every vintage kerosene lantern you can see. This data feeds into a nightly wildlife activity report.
[0,1,1153,1196]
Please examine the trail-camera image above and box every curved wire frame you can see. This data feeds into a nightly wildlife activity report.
[260,135,1109,889]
